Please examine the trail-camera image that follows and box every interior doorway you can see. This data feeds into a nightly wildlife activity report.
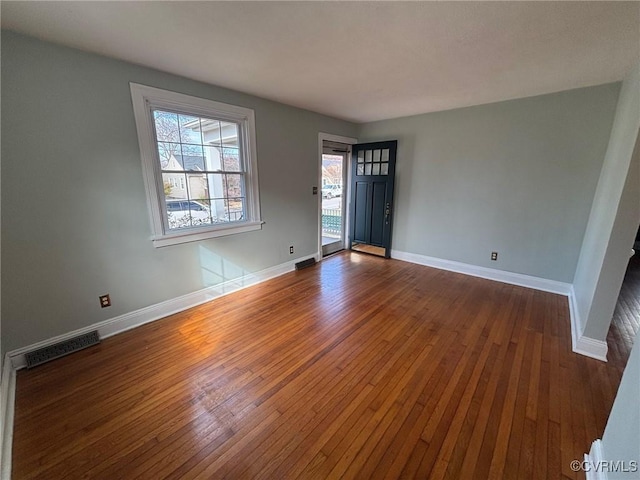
[321,140,349,256]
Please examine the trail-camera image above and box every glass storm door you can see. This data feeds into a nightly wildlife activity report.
[321,143,348,256]
[349,140,397,258]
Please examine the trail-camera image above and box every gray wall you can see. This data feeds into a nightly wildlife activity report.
[601,337,640,479]
[357,84,620,283]
[573,66,640,341]
[1,32,357,353]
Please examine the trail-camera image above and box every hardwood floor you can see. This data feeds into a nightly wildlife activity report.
[607,253,640,371]
[12,252,630,479]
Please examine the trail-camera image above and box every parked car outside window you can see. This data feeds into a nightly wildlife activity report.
[322,184,342,199]
[166,200,211,228]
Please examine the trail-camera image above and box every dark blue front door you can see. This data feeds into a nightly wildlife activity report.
[349,140,397,258]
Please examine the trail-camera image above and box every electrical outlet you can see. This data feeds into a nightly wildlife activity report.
[99,294,111,308]
[491,252,498,261]
[289,245,294,255]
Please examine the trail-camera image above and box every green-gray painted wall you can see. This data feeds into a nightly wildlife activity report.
[1,31,357,353]
[357,84,620,283]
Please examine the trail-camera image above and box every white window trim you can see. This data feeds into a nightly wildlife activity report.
[130,83,262,247]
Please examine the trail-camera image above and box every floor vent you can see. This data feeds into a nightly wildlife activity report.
[295,258,317,270]
[25,330,101,368]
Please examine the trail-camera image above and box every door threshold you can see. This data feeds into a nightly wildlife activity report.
[323,249,345,259]
[351,244,386,257]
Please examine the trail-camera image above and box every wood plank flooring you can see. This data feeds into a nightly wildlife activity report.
[12,252,632,479]
[607,253,640,371]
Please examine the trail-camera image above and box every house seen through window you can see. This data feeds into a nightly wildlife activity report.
[154,110,245,230]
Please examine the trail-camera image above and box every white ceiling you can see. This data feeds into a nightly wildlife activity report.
[2,1,639,123]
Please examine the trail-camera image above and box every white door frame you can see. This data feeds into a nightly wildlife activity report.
[317,132,357,261]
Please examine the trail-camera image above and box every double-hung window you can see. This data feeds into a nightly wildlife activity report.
[130,84,262,247]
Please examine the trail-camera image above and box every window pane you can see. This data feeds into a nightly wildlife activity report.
[165,197,197,230]
[372,163,380,175]
[195,199,211,213]
[189,199,212,227]
[164,184,212,231]
[186,173,208,201]
[199,119,222,146]
[157,142,181,167]
[381,149,389,162]
[178,114,203,144]
[206,173,225,199]
[153,111,180,143]
[223,174,243,198]
[380,163,389,175]
[365,164,372,175]
[365,150,372,163]
[357,164,364,175]
[210,199,228,223]
[220,122,239,147]
[180,144,205,171]
[203,146,223,171]
[373,149,381,162]
[357,151,365,163]
[162,172,187,199]
[222,148,241,172]
[227,198,245,222]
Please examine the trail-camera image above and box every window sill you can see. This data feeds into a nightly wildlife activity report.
[151,221,263,248]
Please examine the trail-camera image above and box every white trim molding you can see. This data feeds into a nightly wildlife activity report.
[569,287,609,362]
[584,439,609,480]
[390,249,572,295]
[1,354,16,480]
[572,330,609,362]
[8,256,309,370]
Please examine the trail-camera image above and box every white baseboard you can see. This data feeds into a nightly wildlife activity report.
[1,354,16,480]
[573,333,609,362]
[569,288,608,362]
[8,256,310,370]
[585,439,608,480]
[390,249,572,295]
